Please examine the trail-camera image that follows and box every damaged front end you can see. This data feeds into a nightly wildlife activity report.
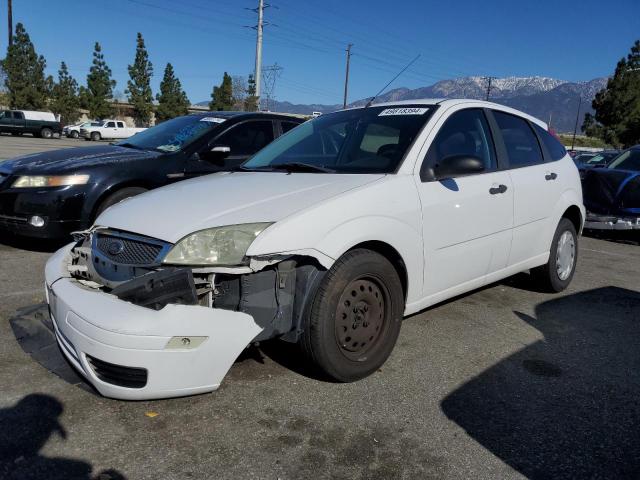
[68,227,325,342]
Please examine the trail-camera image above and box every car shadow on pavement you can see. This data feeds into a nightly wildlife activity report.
[583,229,640,246]
[441,286,640,479]
[0,393,126,480]
[0,232,69,253]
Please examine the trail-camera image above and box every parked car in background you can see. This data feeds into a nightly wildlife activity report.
[43,99,584,399]
[0,110,62,138]
[583,145,640,230]
[64,121,101,139]
[574,150,620,178]
[572,152,598,164]
[81,120,147,141]
[0,111,304,239]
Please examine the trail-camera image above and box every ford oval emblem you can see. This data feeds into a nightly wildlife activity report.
[107,239,125,256]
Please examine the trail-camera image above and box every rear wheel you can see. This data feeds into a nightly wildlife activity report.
[95,187,147,218]
[299,249,404,382]
[90,131,101,141]
[40,128,53,139]
[531,218,578,292]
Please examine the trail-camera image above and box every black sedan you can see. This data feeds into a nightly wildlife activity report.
[0,112,304,239]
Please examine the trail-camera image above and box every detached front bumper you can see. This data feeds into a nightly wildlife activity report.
[44,245,263,400]
[584,212,640,230]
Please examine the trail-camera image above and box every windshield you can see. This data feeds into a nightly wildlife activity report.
[243,105,434,173]
[115,115,226,153]
[608,149,640,171]
[585,153,608,165]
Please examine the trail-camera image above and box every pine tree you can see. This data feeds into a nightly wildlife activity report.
[243,73,259,112]
[126,32,154,126]
[2,23,50,109]
[587,40,640,147]
[82,42,116,119]
[209,72,234,111]
[51,62,80,125]
[155,63,190,122]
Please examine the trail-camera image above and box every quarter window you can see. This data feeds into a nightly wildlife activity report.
[117,122,125,128]
[493,111,544,167]
[533,124,567,161]
[423,108,497,177]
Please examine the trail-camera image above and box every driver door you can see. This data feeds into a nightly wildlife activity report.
[416,108,514,298]
[186,120,275,176]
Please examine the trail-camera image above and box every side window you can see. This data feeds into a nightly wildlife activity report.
[216,121,274,156]
[533,124,567,161]
[106,121,116,128]
[493,111,544,168]
[117,122,125,128]
[423,108,496,176]
[12,111,24,119]
[281,121,300,134]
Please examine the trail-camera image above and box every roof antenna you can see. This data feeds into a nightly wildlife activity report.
[364,54,421,108]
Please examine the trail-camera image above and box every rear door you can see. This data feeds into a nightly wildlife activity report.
[12,111,26,132]
[416,107,514,297]
[115,121,128,138]
[490,110,560,266]
[186,119,276,175]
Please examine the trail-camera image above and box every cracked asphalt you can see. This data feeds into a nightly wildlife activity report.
[1,137,639,479]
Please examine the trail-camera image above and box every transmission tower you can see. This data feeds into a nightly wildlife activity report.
[261,63,283,111]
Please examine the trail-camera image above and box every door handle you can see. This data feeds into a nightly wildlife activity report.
[545,172,558,181]
[489,184,508,195]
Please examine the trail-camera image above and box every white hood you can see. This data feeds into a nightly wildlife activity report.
[96,172,384,243]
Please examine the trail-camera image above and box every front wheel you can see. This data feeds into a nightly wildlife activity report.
[531,218,578,292]
[90,131,101,141]
[299,249,404,382]
[69,130,79,139]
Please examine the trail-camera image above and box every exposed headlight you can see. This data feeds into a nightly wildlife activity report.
[12,174,90,188]
[162,223,273,266]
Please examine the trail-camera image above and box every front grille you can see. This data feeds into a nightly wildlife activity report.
[86,355,148,389]
[0,214,28,225]
[95,232,165,265]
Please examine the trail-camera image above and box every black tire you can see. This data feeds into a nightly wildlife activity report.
[299,249,404,382]
[95,187,147,218]
[70,130,79,139]
[90,131,101,141]
[40,128,53,139]
[531,218,578,292]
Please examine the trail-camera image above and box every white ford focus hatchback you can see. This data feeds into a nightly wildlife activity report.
[44,99,584,399]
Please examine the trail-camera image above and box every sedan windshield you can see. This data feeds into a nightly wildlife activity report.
[608,149,640,171]
[243,106,434,173]
[115,115,227,153]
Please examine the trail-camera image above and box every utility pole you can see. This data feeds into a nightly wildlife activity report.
[343,43,353,109]
[7,0,12,47]
[571,96,582,151]
[485,76,493,101]
[253,0,264,100]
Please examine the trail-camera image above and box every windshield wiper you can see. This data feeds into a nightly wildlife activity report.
[271,162,335,173]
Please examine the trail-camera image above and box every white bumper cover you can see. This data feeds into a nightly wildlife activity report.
[44,245,263,400]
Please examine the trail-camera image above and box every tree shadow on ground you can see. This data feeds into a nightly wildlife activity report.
[441,286,640,479]
[0,394,126,480]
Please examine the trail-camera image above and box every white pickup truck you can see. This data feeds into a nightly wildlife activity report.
[81,120,146,141]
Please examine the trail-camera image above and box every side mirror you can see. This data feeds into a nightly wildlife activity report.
[434,155,485,180]
[199,145,231,164]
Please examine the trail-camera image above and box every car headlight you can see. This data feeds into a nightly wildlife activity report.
[162,223,273,266]
[12,174,90,188]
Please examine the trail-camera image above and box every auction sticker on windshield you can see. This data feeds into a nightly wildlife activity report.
[200,117,226,123]
[379,107,429,116]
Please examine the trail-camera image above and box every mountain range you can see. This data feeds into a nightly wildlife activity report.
[253,76,608,133]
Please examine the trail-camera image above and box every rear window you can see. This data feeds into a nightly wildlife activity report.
[493,111,544,168]
[533,124,567,161]
[281,121,300,134]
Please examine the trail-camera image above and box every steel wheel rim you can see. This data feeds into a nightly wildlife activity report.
[556,230,575,281]
[335,276,388,361]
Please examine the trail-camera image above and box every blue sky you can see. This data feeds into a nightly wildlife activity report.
[2,0,639,105]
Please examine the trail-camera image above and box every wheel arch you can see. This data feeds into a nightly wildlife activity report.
[90,181,153,222]
[562,204,583,234]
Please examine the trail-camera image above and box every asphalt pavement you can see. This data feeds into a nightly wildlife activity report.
[1,135,639,480]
